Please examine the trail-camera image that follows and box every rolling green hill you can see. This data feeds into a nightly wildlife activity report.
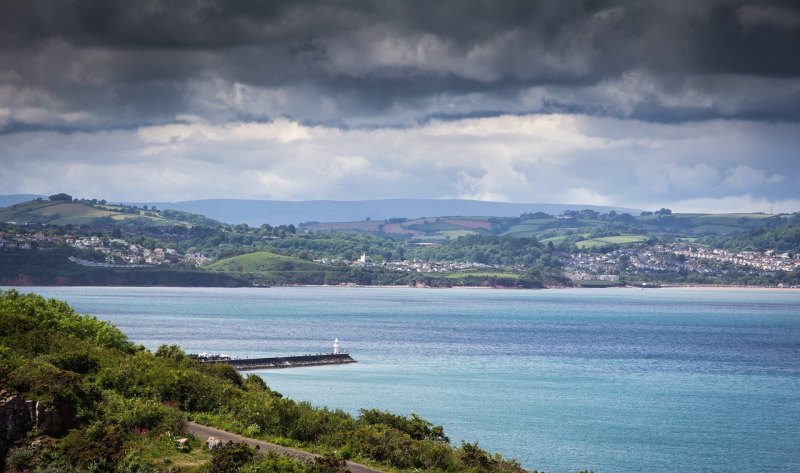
[307,211,786,244]
[207,251,327,273]
[0,198,219,227]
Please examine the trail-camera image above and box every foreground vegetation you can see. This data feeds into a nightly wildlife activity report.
[0,290,549,473]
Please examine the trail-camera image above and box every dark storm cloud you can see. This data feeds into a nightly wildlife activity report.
[1,0,800,129]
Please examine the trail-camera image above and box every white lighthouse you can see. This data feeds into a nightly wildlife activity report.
[333,338,340,354]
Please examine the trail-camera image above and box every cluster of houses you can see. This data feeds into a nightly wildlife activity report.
[349,253,515,273]
[669,245,798,272]
[68,237,213,267]
[0,229,211,268]
[0,231,58,250]
[561,242,799,281]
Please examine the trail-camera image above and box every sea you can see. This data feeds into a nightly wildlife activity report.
[6,286,799,473]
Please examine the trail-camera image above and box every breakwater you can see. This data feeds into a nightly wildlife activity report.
[209,353,356,370]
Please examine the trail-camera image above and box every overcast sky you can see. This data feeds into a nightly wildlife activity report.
[1,0,799,212]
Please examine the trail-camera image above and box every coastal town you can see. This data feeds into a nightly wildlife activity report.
[2,219,798,286]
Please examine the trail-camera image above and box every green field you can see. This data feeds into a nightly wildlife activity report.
[520,218,555,224]
[414,229,479,241]
[689,224,748,235]
[501,224,542,236]
[575,235,649,249]
[538,235,569,244]
[206,251,326,273]
[0,200,188,226]
[539,233,591,245]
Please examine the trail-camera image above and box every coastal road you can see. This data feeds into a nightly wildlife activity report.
[185,421,382,473]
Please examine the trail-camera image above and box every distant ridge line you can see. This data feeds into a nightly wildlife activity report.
[141,198,643,226]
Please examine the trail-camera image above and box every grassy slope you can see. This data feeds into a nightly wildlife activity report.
[0,200,193,226]
[575,235,649,249]
[206,251,327,273]
[301,213,782,242]
[308,217,493,238]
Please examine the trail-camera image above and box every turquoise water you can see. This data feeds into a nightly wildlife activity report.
[9,286,800,472]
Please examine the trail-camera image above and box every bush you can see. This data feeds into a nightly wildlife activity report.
[208,442,256,473]
[61,422,127,470]
[7,359,84,406]
[5,446,34,472]
[358,408,449,443]
[243,374,278,395]
[307,453,349,473]
[0,344,20,379]
[97,352,241,412]
[347,424,421,469]
[241,451,306,473]
[0,290,134,352]
[47,349,100,375]
[102,392,185,434]
[458,441,492,470]
[154,344,186,362]
[116,451,160,473]
[200,362,245,389]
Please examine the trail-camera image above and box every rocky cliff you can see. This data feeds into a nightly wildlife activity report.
[0,390,71,460]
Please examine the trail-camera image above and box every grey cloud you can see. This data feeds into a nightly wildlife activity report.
[1,115,797,211]
[1,0,800,130]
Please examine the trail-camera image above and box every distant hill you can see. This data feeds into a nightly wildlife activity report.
[144,198,642,226]
[206,251,325,273]
[306,211,785,242]
[0,198,219,227]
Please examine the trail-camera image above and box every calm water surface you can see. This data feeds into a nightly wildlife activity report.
[9,286,800,473]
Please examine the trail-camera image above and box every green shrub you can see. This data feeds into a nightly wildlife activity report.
[358,408,449,443]
[458,441,492,470]
[199,362,245,389]
[102,392,185,434]
[243,374,273,393]
[154,344,186,362]
[241,451,306,473]
[208,442,256,473]
[307,453,349,473]
[0,290,134,352]
[116,451,160,473]
[347,424,422,469]
[0,344,21,378]
[419,441,456,470]
[7,359,84,406]
[47,349,100,375]
[5,446,34,472]
[61,421,127,470]
[233,394,300,438]
[0,311,37,338]
[290,405,355,447]
[97,352,241,412]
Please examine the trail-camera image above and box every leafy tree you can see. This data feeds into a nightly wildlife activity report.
[48,193,73,202]
[154,343,186,361]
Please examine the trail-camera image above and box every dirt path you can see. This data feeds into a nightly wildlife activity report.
[185,421,382,473]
